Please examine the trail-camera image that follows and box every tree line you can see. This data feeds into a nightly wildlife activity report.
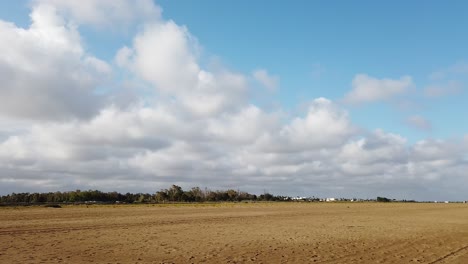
[0,185,286,204]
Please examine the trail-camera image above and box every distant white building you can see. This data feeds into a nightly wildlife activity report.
[291,196,307,201]
[326,198,336,202]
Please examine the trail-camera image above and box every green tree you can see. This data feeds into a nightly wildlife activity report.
[377,196,391,202]
[168,185,184,201]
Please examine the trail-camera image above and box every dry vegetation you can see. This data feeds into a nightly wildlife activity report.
[1,203,468,263]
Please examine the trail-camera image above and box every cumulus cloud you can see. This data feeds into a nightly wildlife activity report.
[344,74,413,104]
[115,46,133,68]
[2,99,468,199]
[406,115,432,131]
[118,20,248,116]
[0,3,110,120]
[1,1,468,201]
[206,105,280,144]
[338,130,408,167]
[127,21,200,93]
[253,69,279,91]
[257,98,356,152]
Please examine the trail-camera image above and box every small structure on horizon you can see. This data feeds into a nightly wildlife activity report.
[291,196,307,201]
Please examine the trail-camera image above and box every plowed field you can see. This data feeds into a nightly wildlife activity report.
[1,203,468,263]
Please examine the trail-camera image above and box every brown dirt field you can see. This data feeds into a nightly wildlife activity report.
[1,203,468,264]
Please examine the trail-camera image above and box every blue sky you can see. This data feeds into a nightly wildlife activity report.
[158,0,468,141]
[0,0,467,200]
[163,0,468,140]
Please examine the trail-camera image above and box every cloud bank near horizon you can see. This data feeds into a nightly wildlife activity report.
[0,1,467,200]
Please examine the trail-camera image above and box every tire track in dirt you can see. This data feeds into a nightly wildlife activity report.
[428,245,468,264]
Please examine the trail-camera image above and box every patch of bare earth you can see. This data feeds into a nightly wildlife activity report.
[1,203,468,263]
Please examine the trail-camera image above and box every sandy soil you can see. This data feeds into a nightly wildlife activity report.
[1,202,468,263]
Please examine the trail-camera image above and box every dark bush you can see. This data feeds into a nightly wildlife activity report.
[43,204,62,208]
[376,196,391,202]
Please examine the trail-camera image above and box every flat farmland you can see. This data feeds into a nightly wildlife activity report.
[1,203,468,263]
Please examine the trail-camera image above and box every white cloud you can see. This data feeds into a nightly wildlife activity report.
[1,1,468,201]
[411,139,461,162]
[119,20,248,116]
[115,46,133,68]
[338,130,407,166]
[0,4,110,120]
[279,98,354,151]
[1,99,468,200]
[128,21,200,93]
[206,105,279,144]
[406,115,432,131]
[253,69,279,91]
[262,98,355,152]
[344,74,413,104]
